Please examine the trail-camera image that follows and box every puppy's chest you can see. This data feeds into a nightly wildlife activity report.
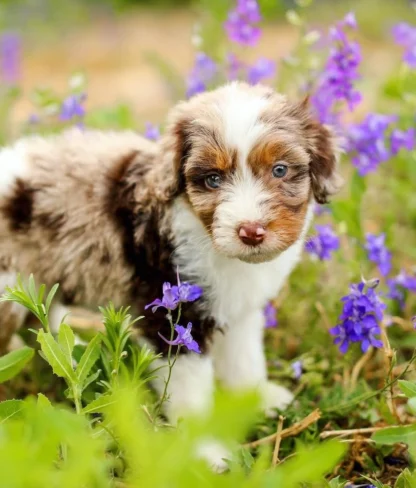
[172,236,298,327]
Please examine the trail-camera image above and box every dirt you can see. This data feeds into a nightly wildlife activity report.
[12,7,397,127]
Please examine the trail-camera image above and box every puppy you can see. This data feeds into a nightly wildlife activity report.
[0,82,341,468]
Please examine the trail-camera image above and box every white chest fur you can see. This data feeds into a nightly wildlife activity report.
[170,198,313,327]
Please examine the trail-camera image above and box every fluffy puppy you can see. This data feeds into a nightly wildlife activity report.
[0,82,341,469]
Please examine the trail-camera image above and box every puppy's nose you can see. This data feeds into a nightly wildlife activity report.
[238,223,266,246]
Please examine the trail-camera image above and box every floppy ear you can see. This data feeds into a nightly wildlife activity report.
[157,104,192,202]
[296,98,343,204]
[307,120,344,204]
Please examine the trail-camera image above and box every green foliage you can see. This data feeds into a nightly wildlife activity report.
[0,346,34,383]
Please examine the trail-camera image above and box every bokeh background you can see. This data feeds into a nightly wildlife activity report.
[2,0,415,131]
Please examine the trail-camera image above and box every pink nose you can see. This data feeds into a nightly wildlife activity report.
[238,222,266,246]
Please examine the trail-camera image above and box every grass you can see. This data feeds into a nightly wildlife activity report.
[0,0,416,486]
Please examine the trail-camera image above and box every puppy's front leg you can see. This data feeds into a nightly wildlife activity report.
[212,310,294,415]
[152,353,214,423]
[152,353,229,472]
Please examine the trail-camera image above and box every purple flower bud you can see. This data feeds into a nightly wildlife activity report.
[186,52,217,98]
[60,94,86,122]
[291,360,303,379]
[392,22,416,68]
[311,14,361,124]
[346,113,396,175]
[144,122,160,141]
[364,233,392,277]
[0,31,20,84]
[264,302,278,328]
[390,128,415,155]
[224,0,262,46]
[305,224,340,261]
[247,58,276,85]
[145,274,203,313]
[159,323,201,354]
[330,281,385,354]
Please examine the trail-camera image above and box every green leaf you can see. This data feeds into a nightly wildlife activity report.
[45,283,59,314]
[398,380,416,398]
[408,397,416,415]
[37,330,76,382]
[394,468,416,488]
[58,323,75,365]
[0,346,34,383]
[37,393,52,408]
[274,441,346,487]
[0,400,24,423]
[372,424,416,445]
[76,334,102,386]
[81,394,117,415]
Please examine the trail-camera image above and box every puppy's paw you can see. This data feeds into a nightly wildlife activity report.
[262,381,294,418]
[196,439,230,473]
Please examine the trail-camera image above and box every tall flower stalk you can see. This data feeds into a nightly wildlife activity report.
[145,272,202,417]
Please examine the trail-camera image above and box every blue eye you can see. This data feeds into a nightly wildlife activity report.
[272,164,288,178]
[205,173,222,189]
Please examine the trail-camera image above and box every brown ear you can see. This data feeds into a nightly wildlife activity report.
[305,119,344,204]
[157,105,192,202]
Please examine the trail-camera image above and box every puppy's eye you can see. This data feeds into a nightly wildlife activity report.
[272,164,288,178]
[205,173,222,189]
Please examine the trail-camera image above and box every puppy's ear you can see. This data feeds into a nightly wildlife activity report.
[299,98,344,204]
[159,104,192,201]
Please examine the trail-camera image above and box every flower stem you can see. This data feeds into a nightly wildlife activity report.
[154,308,182,418]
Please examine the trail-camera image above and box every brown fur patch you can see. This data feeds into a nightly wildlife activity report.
[185,146,237,232]
[305,121,341,204]
[2,179,35,231]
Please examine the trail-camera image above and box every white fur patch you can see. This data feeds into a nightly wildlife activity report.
[171,198,313,326]
[196,439,231,473]
[152,353,214,424]
[221,83,268,159]
[0,142,29,196]
[211,309,267,389]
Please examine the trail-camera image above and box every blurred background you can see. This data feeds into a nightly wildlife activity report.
[1,0,415,132]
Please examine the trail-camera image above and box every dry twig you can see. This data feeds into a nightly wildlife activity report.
[350,347,373,390]
[271,416,285,467]
[320,425,387,439]
[244,409,321,448]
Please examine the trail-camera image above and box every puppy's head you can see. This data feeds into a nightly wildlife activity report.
[162,82,342,263]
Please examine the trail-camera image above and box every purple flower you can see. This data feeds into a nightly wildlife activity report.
[311,13,361,124]
[364,233,392,277]
[390,128,415,155]
[159,323,201,354]
[145,282,180,313]
[314,203,332,216]
[346,113,395,175]
[226,53,245,81]
[291,360,303,379]
[264,302,278,328]
[330,281,386,353]
[60,94,86,122]
[145,275,203,313]
[305,224,340,261]
[247,58,276,85]
[144,122,160,141]
[0,32,20,84]
[224,0,262,46]
[177,282,203,303]
[392,22,416,68]
[387,270,416,308]
[186,52,217,98]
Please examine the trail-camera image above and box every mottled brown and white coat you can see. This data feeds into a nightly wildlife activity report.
[0,82,342,470]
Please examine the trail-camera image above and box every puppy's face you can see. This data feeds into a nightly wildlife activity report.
[163,82,342,263]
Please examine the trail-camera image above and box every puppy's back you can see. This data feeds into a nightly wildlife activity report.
[0,128,158,307]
